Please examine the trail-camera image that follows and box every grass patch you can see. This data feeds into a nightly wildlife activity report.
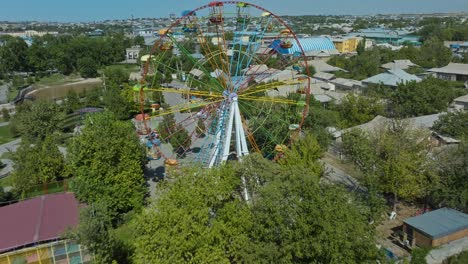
[34,73,82,88]
[0,175,14,188]
[102,64,140,76]
[0,125,16,144]
[1,151,14,160]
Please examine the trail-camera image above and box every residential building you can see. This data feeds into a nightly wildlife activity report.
[125,45,142,63]
[332,37,361,53]
[346,28,421,46]
[307,60,344,73]
[453,94,468,111]
[362,69,421,88]
[403,208,468,247]
[381,60,419,70]
[428,63,468,82]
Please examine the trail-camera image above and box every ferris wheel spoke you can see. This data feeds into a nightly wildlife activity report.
[150,98,224,118]
[237,79,303,96]
[232,14,273,83]
[145,88,223,98]
[165,34,225,92]
[239,96,300,105]
[188,16,230,89]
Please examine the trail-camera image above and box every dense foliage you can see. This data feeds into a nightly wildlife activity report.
[0,33,138,78]
[11,136,68,196]
[391,78,465,117]
[133,143,382,263]
[342,122,439,211]
[68,112,146,217]
[432,111,468,138]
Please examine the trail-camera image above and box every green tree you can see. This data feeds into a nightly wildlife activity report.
[416,38,452,68]
[66,201,131,263]
[11,136,68,196]
[391,78,462,117]
[63,90,82,114]
[104,67,129,88]
[431,139,468,212]
[169,124,192,155]
[77,57,98,78]
[432,111,468,138]
[338,94,384,127]
[342,122,439,211]
[10,100,65,141]
[196,118,206,137]
[246,164,382,263]
[133,165,252,264]
[68,112,146,217]
[1,108,10,121]
[103,87,133,120]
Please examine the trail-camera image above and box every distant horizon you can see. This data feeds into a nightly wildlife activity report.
[1,0,468,23]
[2,11,468,24]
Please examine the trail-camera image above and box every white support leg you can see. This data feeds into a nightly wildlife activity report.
[221,99,236,162]
[235,101,249,156]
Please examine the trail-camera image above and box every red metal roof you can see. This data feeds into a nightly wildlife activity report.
[0,193,80,253]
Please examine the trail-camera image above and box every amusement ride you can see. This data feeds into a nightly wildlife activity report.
[137,1,311,170]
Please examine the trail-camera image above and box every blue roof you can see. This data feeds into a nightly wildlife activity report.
[404,208,468,239]
[270,37,336,55]
[362,69,421,87]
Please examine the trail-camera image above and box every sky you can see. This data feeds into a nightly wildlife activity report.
[1,0,468,22]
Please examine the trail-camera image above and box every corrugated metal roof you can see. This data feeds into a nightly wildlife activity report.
[0,193,80,253]
[270,37,336,55]
[362,69,421,87]
[404,208,468,239]
[428,63,468,75]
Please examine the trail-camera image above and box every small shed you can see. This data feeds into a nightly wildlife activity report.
[403,208,468,247]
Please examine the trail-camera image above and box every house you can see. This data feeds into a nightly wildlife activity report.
[331,78,363,90]
[362,69,421,88]
[428,63,468,82]
[453,94,468,111]
[0,193,92,263]
[307,60,344,73]
[189,68,205,79]
[382,60,419,70]
[403,208,468,247]
[331,37,361,53]
[346,28,421,46]
[313,72,335,82]
[125,45,142,63]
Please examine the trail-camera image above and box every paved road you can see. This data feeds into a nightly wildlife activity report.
[0,83,9,104]
[0,122,9,127]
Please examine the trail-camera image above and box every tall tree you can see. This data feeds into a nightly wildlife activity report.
[133,166,252,264]
[342,121,439,211]
[10,100,65,141]
[68,112,146,216]
[11,135,68,196]
[338,94,384,127]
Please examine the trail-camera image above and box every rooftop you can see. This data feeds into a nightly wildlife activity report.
[270,37,337,55]
[429,63,468,76]
[404,208,468,239]
[362,69,421,87]
[307,60,343,73]
[454,94,468,103]
[0,193,80,253]
[382,60,418,70]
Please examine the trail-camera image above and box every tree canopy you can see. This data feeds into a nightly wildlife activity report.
[432,111,468,138]
[68,111,146,216]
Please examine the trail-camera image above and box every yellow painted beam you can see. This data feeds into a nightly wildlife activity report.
[239,80,303,97]
[239,96,300,105]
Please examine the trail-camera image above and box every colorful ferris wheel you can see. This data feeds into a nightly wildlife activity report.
[138,1,311,168]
